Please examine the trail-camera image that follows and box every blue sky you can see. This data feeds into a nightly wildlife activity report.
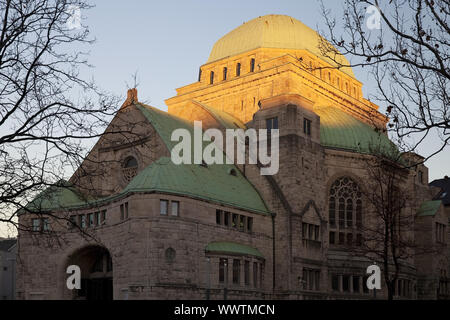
[80,0,448,181]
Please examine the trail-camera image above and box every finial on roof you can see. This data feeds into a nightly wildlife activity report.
[121,88,138,109]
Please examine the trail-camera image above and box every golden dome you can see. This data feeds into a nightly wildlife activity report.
[207,14,355,78]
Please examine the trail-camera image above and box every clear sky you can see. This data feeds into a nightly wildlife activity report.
[1,0,448,237]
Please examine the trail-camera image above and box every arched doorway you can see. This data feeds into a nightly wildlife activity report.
[67,246,113,300]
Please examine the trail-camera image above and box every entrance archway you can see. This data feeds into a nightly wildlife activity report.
[67,245,113,300]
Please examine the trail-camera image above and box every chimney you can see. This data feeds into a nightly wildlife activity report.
[121,88,138,109]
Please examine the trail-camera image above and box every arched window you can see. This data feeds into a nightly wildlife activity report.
[328,177,363,246]
[236,63,241,76]
[210,71,214,84]
[122,156,138,183]
[223,67,227,80]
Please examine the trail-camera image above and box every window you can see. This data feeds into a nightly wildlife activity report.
[232,214,238,228]
[339,198,345,228]
[216,210,222,225]
[436,222,446,243]
[250,58,255,72]
[239,215,245,231]
[346,199,353,227]
[32,218,41,232]
[244,261,250,286]
[42,218,50,231]
[342,275,350,292]
[120,202,129,220]
[328,72,331,82]
[198,68,202,82]
[303,118,311,136]
[337,77,340,88]
[88,213,95,227]
[303,268,320,291]
[329,177,363,246]
[96,212,101,226]
[210,71,214,84]
[247,217,253,232]
[363,275,369,293]
[329,197,336,226]
[253,262,258,288]
[232,259,240,285]
[418,170,423,184]
[266,117,278,134]
[332,274,339,291]
[160,200,168,215]
[219,258,228,283]
[236,63,241,76]
[171,201,179,216]
[338,232,345,245]
[329,231,335,244]
[356,199,362,228]
[101,210,107,224]
[303,222,320,243]
[123,156,138,182]
[353,276,360,293]
[224,212,230,226]
[80,215,86,229]
[223,67,227,80]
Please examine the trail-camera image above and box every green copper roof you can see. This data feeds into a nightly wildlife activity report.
[192,100,246,129]
[315,106,397,155]
[124,157,269,215]
[132,103,269,214]
[417,200,441,217]
[205,241,264,258]
[24,180,87,212]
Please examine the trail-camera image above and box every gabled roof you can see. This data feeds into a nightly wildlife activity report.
[23,103,270,216]
[315,106,397,155]
[417,200,442,217]
[205,241,264,258]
